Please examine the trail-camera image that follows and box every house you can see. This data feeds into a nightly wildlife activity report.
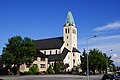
[20,51,48,72]
[20,10,81,72]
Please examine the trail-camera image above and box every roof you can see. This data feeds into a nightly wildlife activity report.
[35,50,48,58]
[48,48,70,62]
[33,37,64,50]
[72,47,80,53]
[65,10,75,26]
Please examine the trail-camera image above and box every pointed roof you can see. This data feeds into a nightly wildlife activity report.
[65,10,75,26]
[72,47,80,53]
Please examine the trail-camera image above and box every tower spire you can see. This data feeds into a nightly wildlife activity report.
[65,10,75,26]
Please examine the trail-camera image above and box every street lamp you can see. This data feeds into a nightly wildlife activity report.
[106,50,112,74]
[87,35,97,80]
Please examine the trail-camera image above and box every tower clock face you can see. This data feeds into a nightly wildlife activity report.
[72,29,76,34]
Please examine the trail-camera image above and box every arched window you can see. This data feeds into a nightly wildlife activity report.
[65,28,67,33]
[67,36,68,39]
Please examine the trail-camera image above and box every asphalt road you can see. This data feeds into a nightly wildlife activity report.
[0,74,103,80]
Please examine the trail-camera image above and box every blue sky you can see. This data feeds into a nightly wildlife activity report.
[0,0,120,66]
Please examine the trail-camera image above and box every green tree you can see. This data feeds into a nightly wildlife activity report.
[89,48,102,74]
[81,49,87,74]
[1,36,36,74]
[81,48,114,75]
[29,64,39,75]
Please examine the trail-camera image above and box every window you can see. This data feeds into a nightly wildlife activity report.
[67,43,68,46]
[40,64,45,68]
[73,59,75,64]
[56,50,57,54]
[67,36,68,39]
[41,58,45,61]
[65,28,67,33]
[52,63,54,67]
[44,51,46,55]
[26,63,31,68]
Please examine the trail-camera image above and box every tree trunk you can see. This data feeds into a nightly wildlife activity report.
[93,69,95,75]
[17,64,20,75]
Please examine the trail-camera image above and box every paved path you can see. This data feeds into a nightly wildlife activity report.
[0,74,103,80]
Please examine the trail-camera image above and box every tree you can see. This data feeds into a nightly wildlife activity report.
[81,49,87,74]
[1,36,36,74]
[81,48,114,75]
[89,48,114,74]
[29,64,39,75]
[89,48,102,74]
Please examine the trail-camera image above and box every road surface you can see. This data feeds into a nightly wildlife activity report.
[0,74,103,80]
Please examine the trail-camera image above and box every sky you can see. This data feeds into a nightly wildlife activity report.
[0,0,120,66]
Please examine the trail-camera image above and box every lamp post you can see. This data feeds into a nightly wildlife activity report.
[86,35,97,80]
[106,50,112,74]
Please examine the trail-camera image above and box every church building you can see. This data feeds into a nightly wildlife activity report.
[20,11,81,72]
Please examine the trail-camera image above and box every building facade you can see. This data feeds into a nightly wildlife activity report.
[20,10,81,72]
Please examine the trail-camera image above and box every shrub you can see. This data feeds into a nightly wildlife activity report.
[46,65,55,74]
[29,64,39,75]
[20,71,33,75]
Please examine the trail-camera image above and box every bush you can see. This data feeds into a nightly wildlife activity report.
[29,64,39,75]
[53,61,65,74]
[72,66,77,72]
[46,65,55,74]
[20,71,33,75]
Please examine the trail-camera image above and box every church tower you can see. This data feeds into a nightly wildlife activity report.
[64,10,77,51]
[63,11,80,70]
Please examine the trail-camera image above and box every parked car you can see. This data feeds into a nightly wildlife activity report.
[102,74,119,80]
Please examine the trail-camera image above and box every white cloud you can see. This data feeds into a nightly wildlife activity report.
[78,34,120,45]
[112,54,118,58]
[88,43,120,53]
[79,42,120,65]
[94,21,120,31]
[78,34,120,65]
